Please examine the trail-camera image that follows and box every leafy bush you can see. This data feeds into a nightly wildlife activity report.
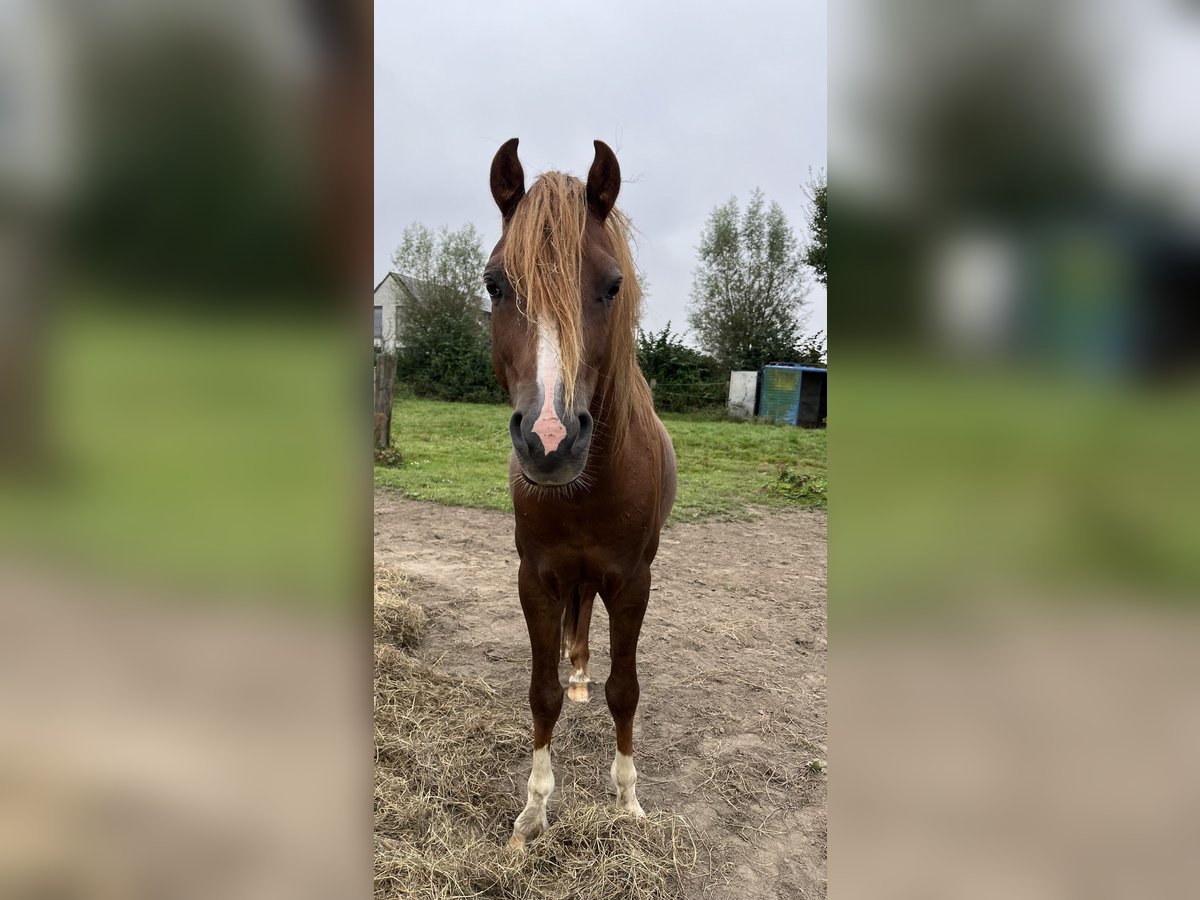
[395,310,505,404]
[794,330,827,366]
[636,323,727,412]
[374,446,404,468]
[768,466,827,504]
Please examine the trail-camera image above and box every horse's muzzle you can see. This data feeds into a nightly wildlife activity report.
[509,409,593,486]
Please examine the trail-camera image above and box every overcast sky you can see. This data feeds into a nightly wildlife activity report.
[374,0,827,343]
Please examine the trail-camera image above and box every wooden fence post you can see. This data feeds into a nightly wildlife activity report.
[373,351,397,451]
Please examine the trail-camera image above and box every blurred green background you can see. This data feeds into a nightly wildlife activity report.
[0,290,359,604]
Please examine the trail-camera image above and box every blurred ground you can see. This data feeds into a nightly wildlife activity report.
[0,566,364,900]
[835,606,1200,898]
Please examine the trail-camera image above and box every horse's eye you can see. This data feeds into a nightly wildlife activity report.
[604,277,622,301]
[484,278,503,300]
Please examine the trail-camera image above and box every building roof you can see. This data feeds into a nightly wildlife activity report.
[373,271,490,314]
[374,271,438,301]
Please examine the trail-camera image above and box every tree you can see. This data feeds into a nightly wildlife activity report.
[803,171,827,285]
[391,223,504,403]
[687,190,810,371]
[392,223,488,318]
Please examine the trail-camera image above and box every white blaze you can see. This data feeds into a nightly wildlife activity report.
[530,320,567,454]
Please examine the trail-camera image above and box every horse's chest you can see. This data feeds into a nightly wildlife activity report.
[515,506,653,571]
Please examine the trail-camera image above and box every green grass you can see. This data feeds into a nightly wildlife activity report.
[374,398,826,524]
[833,355,1200,617]
[0,297,358,604]
[374,400,515,510]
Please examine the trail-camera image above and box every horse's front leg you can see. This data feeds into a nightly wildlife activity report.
[603,568,651,816]
[510,563,565,849]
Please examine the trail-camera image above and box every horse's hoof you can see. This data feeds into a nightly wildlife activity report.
[567,681,593,703]
[508,833,526,851]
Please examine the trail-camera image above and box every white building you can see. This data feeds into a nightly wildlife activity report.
[373,272,421,351]
[373,272,491,351]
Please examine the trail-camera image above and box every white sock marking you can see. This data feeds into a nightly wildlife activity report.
[611,750,644,816]
[513,746,555,839]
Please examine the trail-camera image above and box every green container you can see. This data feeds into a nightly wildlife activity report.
[757,365,827,426]
[759,366,803,424]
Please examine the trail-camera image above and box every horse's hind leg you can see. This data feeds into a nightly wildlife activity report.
[603,571,650,816]
[510,565,565,849]
[566,587,596,703]
[561,590,578,661]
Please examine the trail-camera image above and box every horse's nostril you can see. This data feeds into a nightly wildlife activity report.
[509,411,529,454]
[576,411,593,443]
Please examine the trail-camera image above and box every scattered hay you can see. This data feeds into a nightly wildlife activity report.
[374,566,427,649]
[374,605,697,900]
[682,753,819,815]
[696,617,763,647]
[374,793,695,900]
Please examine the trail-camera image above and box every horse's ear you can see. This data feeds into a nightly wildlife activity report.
[490,138,525,221]
[586,140,620,220]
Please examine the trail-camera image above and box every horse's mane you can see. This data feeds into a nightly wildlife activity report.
[502,171,656,457]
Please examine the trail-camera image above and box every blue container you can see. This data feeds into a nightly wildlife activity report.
[757,365,827,426]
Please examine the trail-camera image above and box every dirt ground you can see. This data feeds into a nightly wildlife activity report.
[374,493,827,900]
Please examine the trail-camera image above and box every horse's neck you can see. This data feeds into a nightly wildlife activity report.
[588,365,628,429]
[588,366,654,457]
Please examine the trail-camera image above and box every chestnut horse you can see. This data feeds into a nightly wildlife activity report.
[485,139,677,848]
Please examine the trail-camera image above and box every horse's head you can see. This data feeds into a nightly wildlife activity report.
[485,138,629,487]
